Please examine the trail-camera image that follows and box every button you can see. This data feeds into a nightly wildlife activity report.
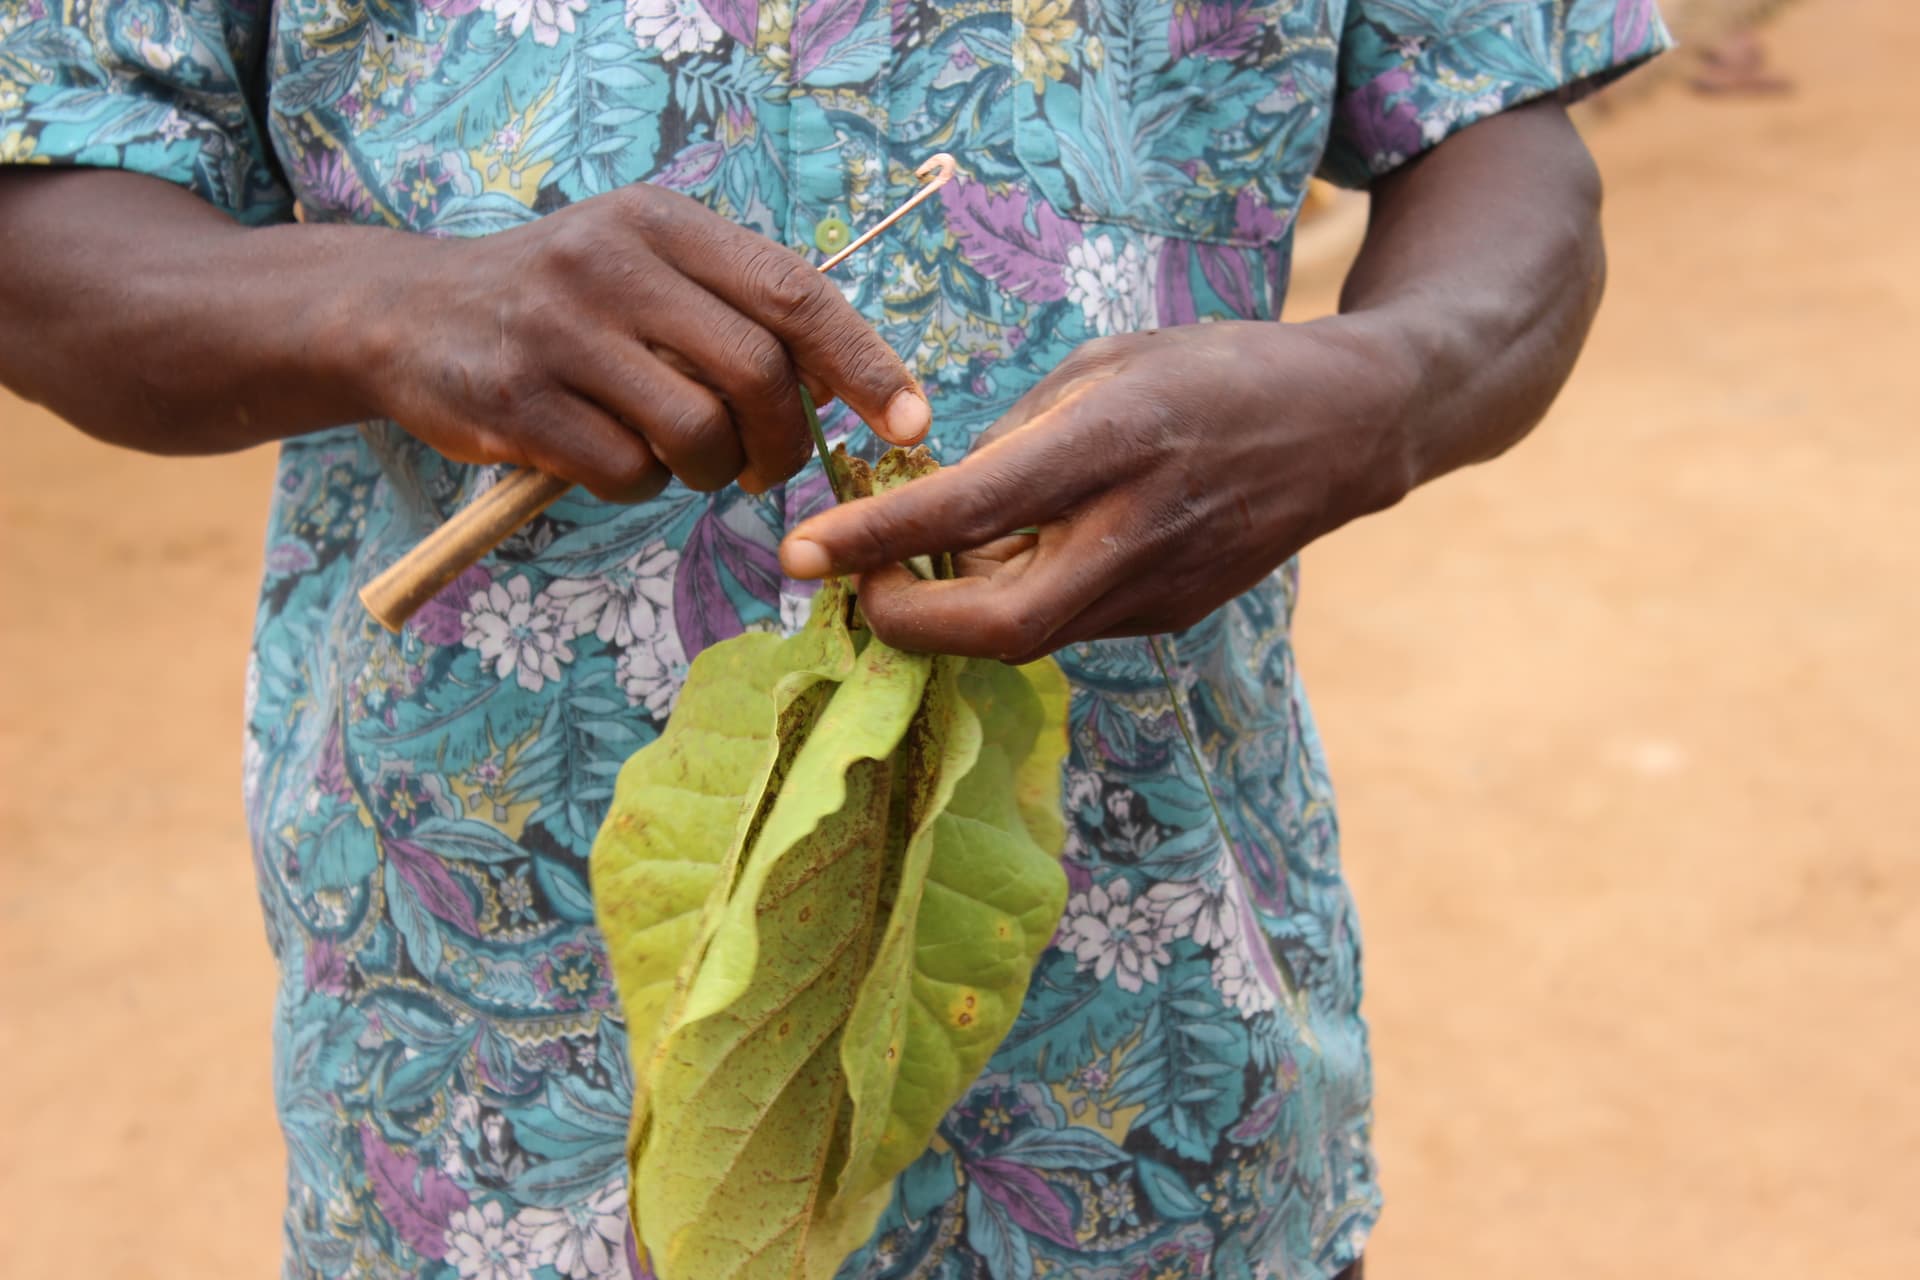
[813,216,851,254]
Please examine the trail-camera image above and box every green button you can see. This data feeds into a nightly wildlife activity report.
[813,216,852,254]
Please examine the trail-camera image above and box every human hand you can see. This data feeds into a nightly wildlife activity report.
[777,320,1418,661]
[354,186,929,500]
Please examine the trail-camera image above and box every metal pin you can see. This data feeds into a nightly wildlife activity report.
[817,153,958,273]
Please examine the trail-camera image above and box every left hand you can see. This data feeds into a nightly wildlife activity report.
[778,319,1418,661]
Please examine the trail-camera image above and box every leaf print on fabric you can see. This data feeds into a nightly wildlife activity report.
[967,1158,1079,1250]
[696,0,759,48]
[792,0,888,85]
[361,1126,472,1262]
[388,837,483,934]
[625,0,725,60]
[463,576,575,692]
[944,181,1080,304]
[674,500,779,653]
[1169,0,1265,61]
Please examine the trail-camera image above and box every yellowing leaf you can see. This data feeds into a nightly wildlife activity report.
[591,450,1071,1280]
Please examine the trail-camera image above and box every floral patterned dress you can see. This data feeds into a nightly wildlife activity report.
[1,2,1667,1277]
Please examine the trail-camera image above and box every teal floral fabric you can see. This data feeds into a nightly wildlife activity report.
[2,2,1666,1277]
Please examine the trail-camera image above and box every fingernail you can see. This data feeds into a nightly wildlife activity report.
[884,389,931,444]
[781,537,832,580]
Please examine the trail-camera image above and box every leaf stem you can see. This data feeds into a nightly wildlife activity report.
[800,386,848,507]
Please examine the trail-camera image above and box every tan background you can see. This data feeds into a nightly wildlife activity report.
[2,1,1915,1274]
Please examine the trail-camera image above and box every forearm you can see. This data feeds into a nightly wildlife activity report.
[0,169,396,453]
[1328,98,1608,507]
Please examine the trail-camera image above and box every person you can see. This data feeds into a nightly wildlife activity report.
[0,2,1668,1276]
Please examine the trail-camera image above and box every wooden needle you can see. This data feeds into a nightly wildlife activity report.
[359,153,959,632]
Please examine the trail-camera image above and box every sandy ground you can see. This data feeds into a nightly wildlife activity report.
[2,1,1915,1274]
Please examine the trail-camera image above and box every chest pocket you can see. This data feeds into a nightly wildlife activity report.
[1010,0,1339,247]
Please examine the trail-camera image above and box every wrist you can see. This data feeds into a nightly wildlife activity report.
[279,223,431,428]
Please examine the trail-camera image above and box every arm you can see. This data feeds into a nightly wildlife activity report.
[1337,95,1607,486]
[0,170,929,499]
[778,100,1608,659]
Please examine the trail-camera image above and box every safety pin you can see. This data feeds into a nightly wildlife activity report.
[818,152,958,272]
[360,153,962,631]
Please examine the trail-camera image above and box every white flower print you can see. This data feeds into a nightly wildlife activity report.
[540,542,679,647]
[625,0,724,60]
[1065,878,1173,993]
[778,588,816,635]
[513,1180,630,1279]
[1419,89,1504,145]
[462,576,574,692]
[1144,877,1238,950]
[485,0,588,47]
[1212,945,1279,1017]
[1065,233,1158,336]
[617,629,689,718]
[445,1200,531,1280]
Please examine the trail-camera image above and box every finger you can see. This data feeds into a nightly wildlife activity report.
[953,532,1039,575]
[620,275,811,494]
[565,342,742,493]
[780,428,1101,579]
[482,388,668,504]
[854,534,1115,661]
[637,193,930,444]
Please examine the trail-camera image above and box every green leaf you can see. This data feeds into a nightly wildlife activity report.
[591,591,860,1091]
[821,657,1070,1242]
[631,631,928,1278]
[590,452,1073,1280]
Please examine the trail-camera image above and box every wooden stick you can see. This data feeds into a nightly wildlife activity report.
[359,466,572,631]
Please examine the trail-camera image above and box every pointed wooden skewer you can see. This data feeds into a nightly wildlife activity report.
[359,153,959,631]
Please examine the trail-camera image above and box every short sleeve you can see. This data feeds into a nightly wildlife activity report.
[1317,0,1674,189]
[0,0,291,223]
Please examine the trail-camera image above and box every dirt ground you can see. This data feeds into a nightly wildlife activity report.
[2,1,1914,1275]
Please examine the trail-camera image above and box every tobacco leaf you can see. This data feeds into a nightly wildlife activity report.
[807,655,1070,1273]
[591,448,1071,1280]
[590,580,859,1123]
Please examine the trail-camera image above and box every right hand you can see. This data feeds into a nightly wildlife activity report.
[355,185,930,501]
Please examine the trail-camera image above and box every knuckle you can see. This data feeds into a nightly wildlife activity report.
[604,442,659,495]
[540,217,607,278]
[660,397,729,451]
[750,251,827,324]
[983,603,1050,663]
[609,182,673,237]
[657,400,737,491]
[728,330,794,399]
